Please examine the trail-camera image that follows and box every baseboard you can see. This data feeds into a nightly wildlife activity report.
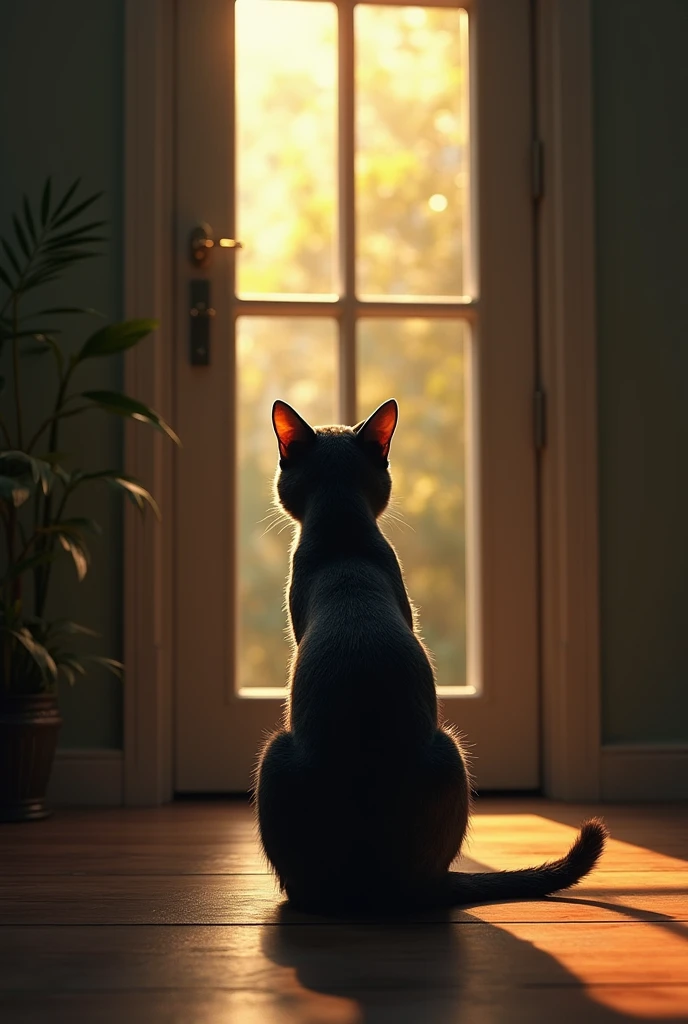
[601,744,688,800]
[48,749,124,806]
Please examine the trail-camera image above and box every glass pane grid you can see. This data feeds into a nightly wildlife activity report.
[233,0,475,696]
[236,0,473,305]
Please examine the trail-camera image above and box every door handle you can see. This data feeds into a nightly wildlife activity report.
[189,222,243,269]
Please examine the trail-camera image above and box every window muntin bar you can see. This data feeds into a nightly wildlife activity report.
[233,1,476,697]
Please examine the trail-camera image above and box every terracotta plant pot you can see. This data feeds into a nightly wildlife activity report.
[0,693,62,822]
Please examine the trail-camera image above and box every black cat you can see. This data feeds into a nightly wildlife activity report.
[255,398,607,914]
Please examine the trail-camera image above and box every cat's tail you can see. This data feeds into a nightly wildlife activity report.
[435,817,609,907]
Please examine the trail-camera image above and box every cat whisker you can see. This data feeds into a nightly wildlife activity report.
[382,510,415,534]
[258,506,290,537]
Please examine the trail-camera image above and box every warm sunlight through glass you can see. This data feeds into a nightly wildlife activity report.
[355,6,471,297]
[357,319,470,690]
[236,1,337,296]
[237,318,337,691]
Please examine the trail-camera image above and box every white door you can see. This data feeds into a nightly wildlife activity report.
[174,0,538,792]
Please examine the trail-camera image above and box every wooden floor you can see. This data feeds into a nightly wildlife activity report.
[0,799,687,1023]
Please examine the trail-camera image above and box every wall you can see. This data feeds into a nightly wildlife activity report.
[0,0,124,747]
[593,0,688,743]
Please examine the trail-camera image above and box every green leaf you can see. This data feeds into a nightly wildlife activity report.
[58,663,76,686]
[21,333,64,375]
[81,390,181,445]
[52,464,72,485]
[52,178,81,220]
[43,221,107,248]
[66,469,161,518]
[55,652,87,673]
[41,516,101,539]
[1,238,20,276]
[57,533,91,581]
[34,251,100,273]
[52,191,103,229]
[38,518,100,582]
[8,627,58,685]
[12,215,30,260]
[40,177,53,226]
[19,329,61,340]
[19,273,60,294]
[0,452,53,493]
[108,473,161,518]
[43,237,107,254]
[34,306,104,318]
[84,655,124,678]
[78,319,159,361]
[0,475,31,507]
[49,619,100,639]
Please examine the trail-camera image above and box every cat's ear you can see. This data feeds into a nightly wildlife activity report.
[356,399,398,459]
[272,400,315,460]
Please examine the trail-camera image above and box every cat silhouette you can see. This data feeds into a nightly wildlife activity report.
[255,399,607,914]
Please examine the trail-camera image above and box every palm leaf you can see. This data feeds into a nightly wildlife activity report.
[51,191,103,229]
[51,179,81,220]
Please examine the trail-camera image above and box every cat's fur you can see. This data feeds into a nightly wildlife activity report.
[255,398,607,914]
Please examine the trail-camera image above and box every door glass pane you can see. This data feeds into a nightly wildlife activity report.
[236,0,338,297]
[357,319,471,691]
[237,318,337,691]
[355,6,471,298]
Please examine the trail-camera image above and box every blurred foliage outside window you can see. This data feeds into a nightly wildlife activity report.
[236,3,471,691]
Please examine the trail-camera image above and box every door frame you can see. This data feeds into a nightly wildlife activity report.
[123,0,600,804]
[535,0,601,800]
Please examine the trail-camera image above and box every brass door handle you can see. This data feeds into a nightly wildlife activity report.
[189,223,243,268]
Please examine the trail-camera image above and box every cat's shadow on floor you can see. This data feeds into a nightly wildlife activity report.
[260,900,675,1024]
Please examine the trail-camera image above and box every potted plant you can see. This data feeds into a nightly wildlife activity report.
[0,178,179,821]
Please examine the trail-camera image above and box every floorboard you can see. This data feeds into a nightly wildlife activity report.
[1,798,686,1022]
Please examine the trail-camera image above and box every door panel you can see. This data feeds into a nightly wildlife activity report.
[174,0,538,791]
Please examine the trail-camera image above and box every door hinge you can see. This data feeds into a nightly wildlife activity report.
[531,139,544,202]
[534,387,547,451]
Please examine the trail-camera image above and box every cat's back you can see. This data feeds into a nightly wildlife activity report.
[288,529,437,743]
[290,523,412,640]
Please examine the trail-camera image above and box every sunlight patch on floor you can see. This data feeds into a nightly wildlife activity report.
[459,813,688,1019]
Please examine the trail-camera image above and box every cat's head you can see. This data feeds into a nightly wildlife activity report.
[272,399,398,522]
